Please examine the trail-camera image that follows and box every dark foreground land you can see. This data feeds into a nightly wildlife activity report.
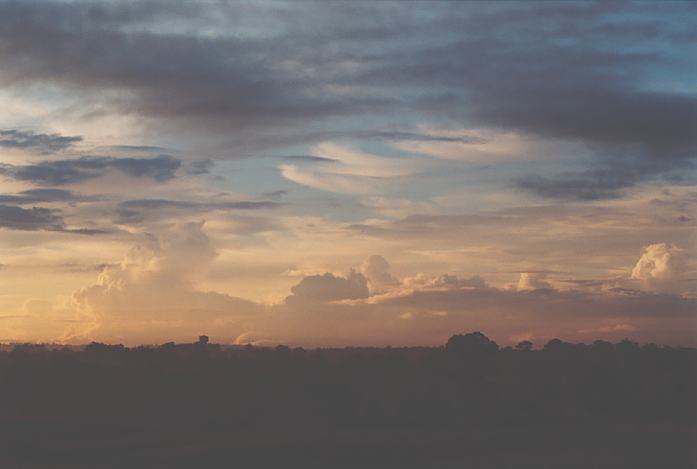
[1,333,695,468]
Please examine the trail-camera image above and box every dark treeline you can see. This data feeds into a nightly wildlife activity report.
[1,332,695,468]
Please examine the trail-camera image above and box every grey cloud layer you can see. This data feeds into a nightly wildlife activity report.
[0,204,63,231]
[0,129,82,154]
[0,155,181,185]
[0,204,103,234]
[0,188,96,204]
[0,1,694,200]
[513,165,666,201]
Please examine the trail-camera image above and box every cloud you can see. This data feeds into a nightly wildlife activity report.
[273,265,696,346]
[343,198,697,269]
[631,243,690,293]
[0,204,103,234]
[261,189,289,200]
[514,170,631,201]
[219,215,281,236]
[0,1,691,208]
[346,212,509,240]
[3,1,690,182]
[6,246,697,346]
[99,145,170,155]
[0,204,63,231]
[577,323,638,335]
[184,159,214,175]
[400,273,488,292]
[368,273,697,321]
[283,155,340,164]
[65,222,261,342]
[22,298,53,315]
[0,1,361,138]
[0,129,81,153]
[0,155,181,185]
[277,130,484,148]
[280,142,422,193]
[517,272,552,291]
[280,164,379,194]
[1,1,694,347]
[361,196,434,218]
[0,188,97,204]
[118,199,280,211]
[115,198,282,225]
[361,255,399,292]
[513,157,695,201]
[353,130,483,144]
[285,270,369,305]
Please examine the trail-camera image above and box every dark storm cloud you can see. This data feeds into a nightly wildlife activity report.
[0,188,97,204]
[0,1,694,197]
[0,129,82,154]
[0,204,104,234]
[0,155,181,185]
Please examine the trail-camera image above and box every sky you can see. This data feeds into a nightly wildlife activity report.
[0,0,695,347]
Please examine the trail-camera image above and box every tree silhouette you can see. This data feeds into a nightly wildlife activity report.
[446,331,499,356]
[515,340,533,352]
[0,333,694,468]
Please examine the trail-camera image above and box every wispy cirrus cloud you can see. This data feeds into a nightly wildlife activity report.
[280,142,425,194]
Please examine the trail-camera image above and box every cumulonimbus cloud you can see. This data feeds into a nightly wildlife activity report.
[631,243,692,294]
[7,225,695,347]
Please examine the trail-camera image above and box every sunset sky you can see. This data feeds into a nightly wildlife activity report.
[0,0,695,346]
